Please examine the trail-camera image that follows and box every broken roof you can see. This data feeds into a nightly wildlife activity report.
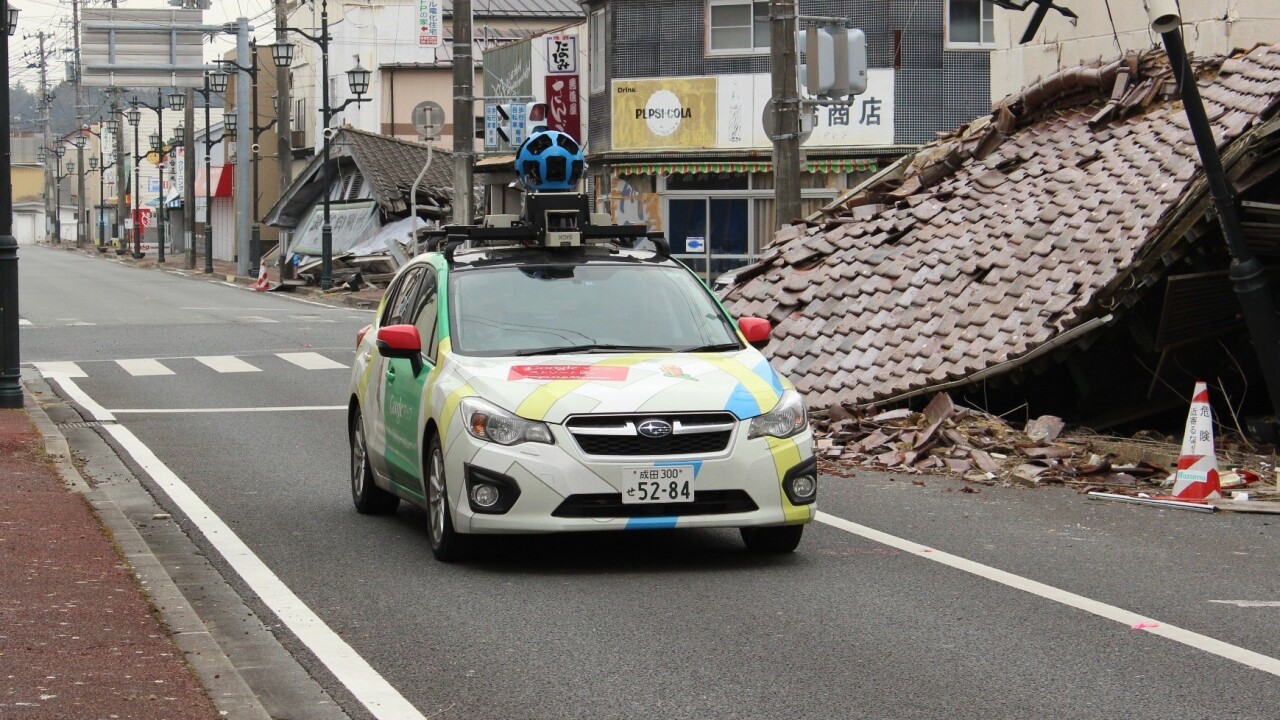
[727,44,1280,411]
[265,128,462,228]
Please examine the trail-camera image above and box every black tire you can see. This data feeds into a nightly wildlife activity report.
[740,525,804,553]
[425,434,468,562]
[350,409,399,515]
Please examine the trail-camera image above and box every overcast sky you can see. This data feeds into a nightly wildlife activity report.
[9,0,279,91]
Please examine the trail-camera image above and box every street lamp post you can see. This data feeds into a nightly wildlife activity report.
[132,89,176,263]
[127,103,143,258]
[271,0,370,290]
[1,0,23,408]
[53,145,65,243]
[199,71,228,275]
[72,131,87,247]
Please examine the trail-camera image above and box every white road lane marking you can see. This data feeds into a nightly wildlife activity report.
[195,356,262,373]
[32,361,87,378]
[117,359,176,377]
[816,512,1280,678]
[1209,600,1280,608]
[110,406,345,414]
[277,352,348,370]
[239,316,279,323]
[46,377,426,720]
[18,319,32,326]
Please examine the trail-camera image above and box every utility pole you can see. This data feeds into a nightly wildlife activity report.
[111,0,126,255]
[769,0,801,231]
[32,32,52,241]
[275,0,293,281]
[451,0,473,224]
[183,0,196,269]
[235,17,252,278]
[72,0,87,248]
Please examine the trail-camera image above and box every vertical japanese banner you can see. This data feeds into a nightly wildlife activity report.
[545,75,581,142]
[418,0,442,48]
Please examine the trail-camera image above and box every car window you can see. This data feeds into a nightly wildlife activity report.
[411,270,440,362]
[449,262,740,355]
[382,266,425,327]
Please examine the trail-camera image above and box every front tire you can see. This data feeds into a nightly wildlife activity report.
[740,525,804,553]
[350,409,399,515]
[425,434,468,562]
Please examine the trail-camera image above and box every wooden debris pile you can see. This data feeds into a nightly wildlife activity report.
[812,392,1169,488]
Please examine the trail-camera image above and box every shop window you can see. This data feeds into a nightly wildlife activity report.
[666,172,749,191]
[707,0,770,55]
[946,0,996,48]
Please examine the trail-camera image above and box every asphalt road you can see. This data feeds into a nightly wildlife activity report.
[19,245,1280,720]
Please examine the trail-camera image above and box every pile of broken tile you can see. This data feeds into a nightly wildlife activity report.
[812,392,1169,489]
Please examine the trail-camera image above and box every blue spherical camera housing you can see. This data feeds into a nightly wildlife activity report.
[514,130,585,192]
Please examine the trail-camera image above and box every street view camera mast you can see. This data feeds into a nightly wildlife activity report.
[432,129,666,257]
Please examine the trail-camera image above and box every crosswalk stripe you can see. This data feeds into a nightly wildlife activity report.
[18,319,32,326]
[33,361,87,378]
[195,356,262,373]
[276,352,348,370]
[117,358,175,377]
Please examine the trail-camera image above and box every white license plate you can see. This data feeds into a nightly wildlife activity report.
[622,465,694,504]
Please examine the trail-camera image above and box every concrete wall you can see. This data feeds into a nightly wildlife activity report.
[990,1,1280,101]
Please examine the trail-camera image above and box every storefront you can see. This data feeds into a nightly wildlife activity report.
[600,72,894,281]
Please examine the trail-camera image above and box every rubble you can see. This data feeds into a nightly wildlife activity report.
[812,392,1279,502]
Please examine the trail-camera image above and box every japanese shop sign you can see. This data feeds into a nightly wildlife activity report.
[612,71,894,150]
[418,0,442,48]
[546,34,577,74]
[545,75,581,141]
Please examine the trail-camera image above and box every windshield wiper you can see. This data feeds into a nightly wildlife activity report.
[680,342,742,353]
[513,344,672,356]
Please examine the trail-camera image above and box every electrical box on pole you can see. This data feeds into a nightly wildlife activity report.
[797,24,868,100]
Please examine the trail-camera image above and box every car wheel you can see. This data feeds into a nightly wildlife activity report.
[740,525,804,553]
[425,434,468,562]
[350,409,399,515]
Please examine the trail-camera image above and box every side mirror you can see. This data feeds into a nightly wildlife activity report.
[738,317,772,350]
[376,324,424,376]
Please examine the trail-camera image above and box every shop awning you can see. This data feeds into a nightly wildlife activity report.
[611,158,877,175]
[193,166,234,198]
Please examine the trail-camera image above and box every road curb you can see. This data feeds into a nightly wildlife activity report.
[22,376,273,720]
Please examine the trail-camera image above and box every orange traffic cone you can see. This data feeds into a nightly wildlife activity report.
[1171,381,1221,501]
[252,266,270,292]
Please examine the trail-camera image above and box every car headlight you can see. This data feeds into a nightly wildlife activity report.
[748,390,808,440]
[460,397,554,446]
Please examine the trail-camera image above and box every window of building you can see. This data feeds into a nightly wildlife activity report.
[946,0,996,48]
[590,8,606,94]
[707,0,770,55]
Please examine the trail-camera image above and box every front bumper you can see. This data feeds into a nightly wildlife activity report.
[445,423,816,534]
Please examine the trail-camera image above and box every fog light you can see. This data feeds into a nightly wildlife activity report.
[789,474,817,502]
[470,483,501,509]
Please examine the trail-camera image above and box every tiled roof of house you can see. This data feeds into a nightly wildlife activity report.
[341,128,456,213]
[726,44,1280,411]
[443,0,583,18]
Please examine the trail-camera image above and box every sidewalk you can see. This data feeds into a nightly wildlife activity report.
[0,398,222,719]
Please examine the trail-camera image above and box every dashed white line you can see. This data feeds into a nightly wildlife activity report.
[195,356,261,373]
[277,352,347,370]
[46,377,426,720]
[117,359,176,377]
[816,512,1280,678]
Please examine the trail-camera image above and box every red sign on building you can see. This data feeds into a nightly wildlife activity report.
[545,74,581,143]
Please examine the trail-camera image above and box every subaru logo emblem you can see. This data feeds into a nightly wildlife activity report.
[637,419,672,438]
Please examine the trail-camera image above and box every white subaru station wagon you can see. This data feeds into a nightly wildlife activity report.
[347,243,816,561]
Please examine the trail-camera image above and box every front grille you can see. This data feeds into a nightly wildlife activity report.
[552,490,758,518]
[566,412,736,457]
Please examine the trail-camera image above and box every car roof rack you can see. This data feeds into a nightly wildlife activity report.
[422,192,670,266]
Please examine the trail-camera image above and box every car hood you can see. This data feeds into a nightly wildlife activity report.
[448,349,789,424]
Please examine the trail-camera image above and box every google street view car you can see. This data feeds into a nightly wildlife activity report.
[346,130,815,561]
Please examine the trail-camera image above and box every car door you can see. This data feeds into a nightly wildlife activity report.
[383,266,441,498]
[369,265,426,482]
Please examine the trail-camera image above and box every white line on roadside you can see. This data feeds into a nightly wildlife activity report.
[48,376,427,720]
[1209,600,1280,608]
[109,406,345,414]
[816,512,1280,678]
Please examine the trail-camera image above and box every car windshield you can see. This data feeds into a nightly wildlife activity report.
[449,262,742,356]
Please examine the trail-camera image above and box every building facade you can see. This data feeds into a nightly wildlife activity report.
[986,0,1280,101]
[583,0,993,281]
